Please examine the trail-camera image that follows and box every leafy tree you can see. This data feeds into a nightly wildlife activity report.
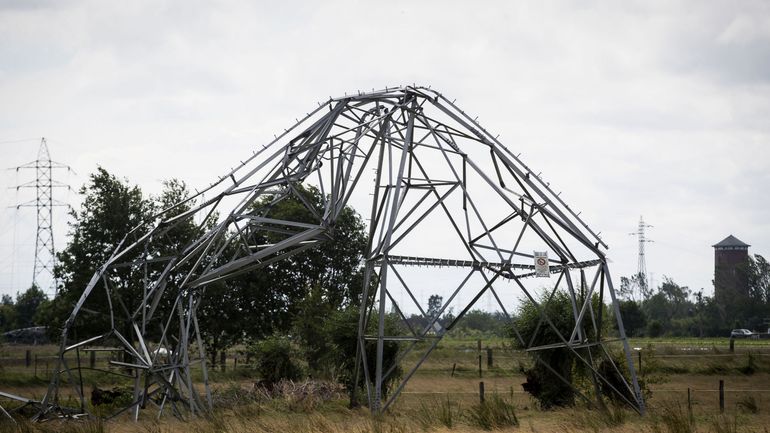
[427,294,443,320]
[641,276,694,335]
[454,309,508,336]
[616,300,646,337]
[44,168,155,339]
[619,273,650,303]
[745,254,770,329]
[0,302,18,332]
[200,184,367,366]
[14,285,48,328]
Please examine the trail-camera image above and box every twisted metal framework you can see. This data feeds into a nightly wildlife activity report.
[0,86,644,420]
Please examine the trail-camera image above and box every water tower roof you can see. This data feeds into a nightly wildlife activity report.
[713,235,750,248]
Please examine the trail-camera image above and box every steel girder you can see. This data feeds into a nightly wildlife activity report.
[1,86,644,420]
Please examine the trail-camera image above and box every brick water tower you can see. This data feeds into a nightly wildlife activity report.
[713,235,750,305]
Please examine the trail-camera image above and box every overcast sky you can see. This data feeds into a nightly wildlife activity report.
[1,1,768,306]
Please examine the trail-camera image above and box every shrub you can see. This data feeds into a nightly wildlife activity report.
[249,335,303,386]
[647,320,663,338]
[295,305,402,405]
[514,291,577,409]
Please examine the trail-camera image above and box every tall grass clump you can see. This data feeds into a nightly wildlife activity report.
[465,394,518,430]
[650,403,696,433]
[711,414,738,433]
[412,397,455,430]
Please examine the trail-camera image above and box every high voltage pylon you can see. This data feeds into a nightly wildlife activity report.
[629,215,653,299]
[10,138,72,297]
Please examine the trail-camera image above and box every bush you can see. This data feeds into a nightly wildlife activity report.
[294,305,403,405]
[249,335,303,385]
[520,352,575,409]
[514,291,577,409]
[647,320,663,338]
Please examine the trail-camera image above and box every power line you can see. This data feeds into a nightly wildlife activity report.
[8,138,73,297]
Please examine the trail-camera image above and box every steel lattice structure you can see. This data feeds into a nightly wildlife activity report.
[10,138,72,297]
[0,86,644,421]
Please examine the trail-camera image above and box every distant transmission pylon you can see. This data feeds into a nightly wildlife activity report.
[10,138,72,297]
[629,215,653,300]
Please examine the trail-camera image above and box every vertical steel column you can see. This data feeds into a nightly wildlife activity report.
[373,99,415,412]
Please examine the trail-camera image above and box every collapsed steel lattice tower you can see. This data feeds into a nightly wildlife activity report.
[2,86,644,420]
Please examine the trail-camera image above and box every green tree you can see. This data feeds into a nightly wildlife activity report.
[200,184,368,366]
[0,297,18,332]
[427,294,443,320]
[44,168,155,339]
[14,285,48,328]
[619,273,650,303]
[616,300,646,337]
[745,254,770,329]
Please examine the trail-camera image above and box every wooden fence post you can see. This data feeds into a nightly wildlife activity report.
[25,350,31,367]
[220,351,227,372]
[89,351,96,369]
[479,381,485,403]
[719,379,724,413]
[487,348,493,368]
[451,363,456,377]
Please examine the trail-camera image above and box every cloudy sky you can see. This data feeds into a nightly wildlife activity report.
[1,0,768,305]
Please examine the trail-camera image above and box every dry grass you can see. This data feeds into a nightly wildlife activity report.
[3,342,770,432]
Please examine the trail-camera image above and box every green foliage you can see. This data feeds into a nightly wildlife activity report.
[647,319,663,338]
[452,310,507,337]
[426,295,442,320]
[293,304,403,404]
[616,300,646,337]
[249,335,304,385]
[0,301,19,333]
[200,183,367,366]
[514,291,576,409]
[44,167,156,339]
[13,286,47,329]
[0,286,51,333]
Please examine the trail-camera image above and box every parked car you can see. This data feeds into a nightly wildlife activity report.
[730,329,752,339]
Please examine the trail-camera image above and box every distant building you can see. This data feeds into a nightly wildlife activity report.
[713,234,750,307]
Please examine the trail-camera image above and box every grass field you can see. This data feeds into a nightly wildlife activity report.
[2,337,770,432]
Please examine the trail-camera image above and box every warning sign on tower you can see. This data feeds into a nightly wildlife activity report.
[534,251,549,277]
